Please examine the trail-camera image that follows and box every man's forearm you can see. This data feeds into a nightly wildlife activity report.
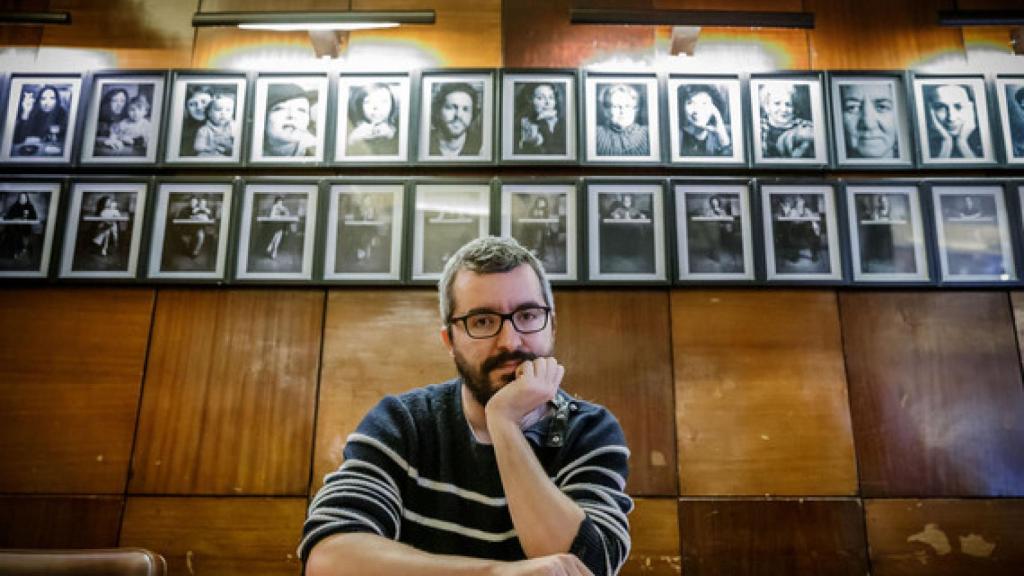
[305,533,499,576]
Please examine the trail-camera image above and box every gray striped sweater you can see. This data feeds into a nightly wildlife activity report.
[299,378,633,575]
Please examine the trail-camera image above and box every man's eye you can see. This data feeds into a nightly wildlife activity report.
[843,101,861,114]
[517,310,538,322]
[469,315,496,329]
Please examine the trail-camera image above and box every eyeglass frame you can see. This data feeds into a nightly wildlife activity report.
[447,306,552,339]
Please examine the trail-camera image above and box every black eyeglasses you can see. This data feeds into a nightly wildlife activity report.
[449,306,551,339]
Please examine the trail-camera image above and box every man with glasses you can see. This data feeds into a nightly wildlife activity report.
[301,236,631,576]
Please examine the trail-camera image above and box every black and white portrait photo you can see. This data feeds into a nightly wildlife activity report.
[0,182,60,278]
[336,75,410,162]
[932,186,1014,282]
[81,74,165,164]
[676,184,753,280]
[585,76,660,163]
[761,185,841,280]
[1,75,82,164]
[236,184,318,281]
[667,77,745,165]
[846,185,928,282]
[413,184,490,279]
[250,75,328,163]
[995,77,1024,164]
[751,77,828,166]
[418,74,493,162]
[501,184,576,280]
[325,184,404,281]
[60,182,147,279]
[165,74,246,164]
[831,76,912,166]
[913,76,995,165]
[587,183,665,281]
[147,183,233,280]
[501,73,575,161]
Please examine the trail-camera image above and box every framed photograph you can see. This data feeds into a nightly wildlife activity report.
[59,181,148,279]
[146,181,234,280]
[0,74,82,164]
[236,183,318,281]
[931,184,1015,283]
[164,72,247,164]
[324,182,405,281]
[249,74,329,164]
[335,74,411,163]
[675,182,754,281]
[586,182,666,281]
[830,73,913,168]
[995,76,1024,165]
[412,183,490,280]
[501,71,576,162]
[845,183,929,282]
[761,184,842,281]
[0,181,61,278]
[667,76,746,165]
[750,74,829,167]
[417,72,494,163]
[80,72,166,165]
[912,75,997,166]
[500,183,577,281]
[584,74,661,163]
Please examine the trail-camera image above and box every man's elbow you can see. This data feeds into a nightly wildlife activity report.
[304,534,358,576]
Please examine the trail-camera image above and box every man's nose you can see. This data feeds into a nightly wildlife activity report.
[494,317,523,350]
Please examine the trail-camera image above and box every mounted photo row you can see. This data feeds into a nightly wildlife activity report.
[2,69,1020,168]
[5,176,1024,286]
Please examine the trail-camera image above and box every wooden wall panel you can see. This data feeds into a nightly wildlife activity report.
[312,289,454,491]
[621,498,680,575]
[0,495,122,548]
[843,292,1024,497]
[672,290,857,496]
[554,290,677,496]
[866,499,1024,576]
[130,289,321,496]
[679,498,867,576]
[807,0,964,69]
[120,497,305,576]
[0,288,153,494]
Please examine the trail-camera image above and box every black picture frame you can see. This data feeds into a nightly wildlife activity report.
[929,181,1017,284]
[828,71,915,169]
[910,74,999,168]
[674,179,756,282]
[410,179,492,281]
[585,179,668,282]
[79,70,167,166]
[500,69,578,164]
[759,181,844,282]
[234,179,320,282]
[994,75,1024,167]
[248,73,330,165]
[582,72,663,165]
[322,178,406,283]
[0,73,84,165]
[499,179,579,281]
[0,178,64,279]
[334,73,412,165]
[415,70,496,164]
[843,181,931,283]
[749,72,830,169]
[666,75,747,167]
[145,178,236,282]
[163,70,249,166]
[58,178,150,280]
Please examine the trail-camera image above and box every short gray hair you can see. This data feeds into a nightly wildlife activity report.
[438,236,554,325]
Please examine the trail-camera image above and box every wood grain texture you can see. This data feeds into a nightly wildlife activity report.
[312,289,455,492]
[866,499,1024,576]
[130,288,322,496]
[120,496,305,576]
[679,498,867,576]
[0,495,122,548]
[843,292,1024,497]
[672,290,857,496]
[0,288,153,494]
[621,498,680,575]
[554,290,677,496]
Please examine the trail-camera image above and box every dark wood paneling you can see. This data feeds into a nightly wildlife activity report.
[0,288,153,494]
[555,290,677,496]
[866,499,1024,576]
[0,495,122,548]
[313,289,455,491]
[622,497,680,575]
[672,290,857,496]
[120,496,305,576]
[843,292,1024,497]
[679,498,867,576]
[130,289,321,496]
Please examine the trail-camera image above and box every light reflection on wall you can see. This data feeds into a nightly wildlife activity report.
[206,37,441,72]
[583,29,796,73]
[0,47,115,73]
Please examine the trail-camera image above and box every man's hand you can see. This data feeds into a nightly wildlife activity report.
[485,357,564,427]
[492,554,594,576]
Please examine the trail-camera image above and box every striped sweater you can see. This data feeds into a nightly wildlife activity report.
[299,378,633,575]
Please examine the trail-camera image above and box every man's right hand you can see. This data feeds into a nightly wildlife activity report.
[493,554,594,576]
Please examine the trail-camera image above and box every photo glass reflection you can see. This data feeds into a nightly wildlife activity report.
[0,184,58,277]
[848,186,928,281]
[933,186,1015,281]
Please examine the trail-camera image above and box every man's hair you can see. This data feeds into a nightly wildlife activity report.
[438,236,554,325]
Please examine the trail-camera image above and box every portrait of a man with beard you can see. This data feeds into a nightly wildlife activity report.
[427,81,484,158]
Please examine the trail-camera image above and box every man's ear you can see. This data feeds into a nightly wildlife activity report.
[440,325,455,357]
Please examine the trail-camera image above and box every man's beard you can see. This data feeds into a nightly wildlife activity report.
[443,119,468,139]
[454,347,545,407]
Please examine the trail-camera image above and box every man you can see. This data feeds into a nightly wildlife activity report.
[926,84,981,159]
[840,83,899,159]
[595,83,649,157]
[429,82,483,157]
[300,236,632,576]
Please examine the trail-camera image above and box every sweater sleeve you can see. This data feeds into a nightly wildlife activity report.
[556,407,633,576]
[298,395,413,563]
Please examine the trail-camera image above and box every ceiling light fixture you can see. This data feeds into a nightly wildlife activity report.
[0,11,71,25]
[191,10,435,31]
